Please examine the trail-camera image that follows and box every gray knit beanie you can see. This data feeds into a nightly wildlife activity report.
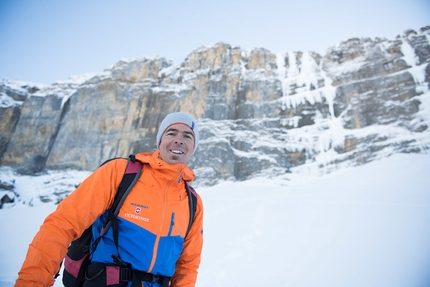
[156,112,199,153]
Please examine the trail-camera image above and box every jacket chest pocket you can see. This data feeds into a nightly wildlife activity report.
[165,198,190,238]
[159,211,185,264]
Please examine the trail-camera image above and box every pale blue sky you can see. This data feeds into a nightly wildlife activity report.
[0,0,429,85]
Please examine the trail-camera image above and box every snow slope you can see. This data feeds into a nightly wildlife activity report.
[1,153,430,286]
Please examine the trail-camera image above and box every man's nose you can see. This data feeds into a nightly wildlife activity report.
[174,135,184,144]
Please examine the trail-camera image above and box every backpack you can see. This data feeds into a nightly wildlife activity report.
[59,154,198,287]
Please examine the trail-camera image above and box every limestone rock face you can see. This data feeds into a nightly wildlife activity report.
[1,26,429,186]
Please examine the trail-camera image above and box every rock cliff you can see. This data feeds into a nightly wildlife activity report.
[1,26,429,186]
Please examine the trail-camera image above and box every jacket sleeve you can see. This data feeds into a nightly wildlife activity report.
[170,193,204,287]
[14,159,128,287]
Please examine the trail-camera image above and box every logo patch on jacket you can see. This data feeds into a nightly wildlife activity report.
[131,202,148,209]
[124,213,150,222]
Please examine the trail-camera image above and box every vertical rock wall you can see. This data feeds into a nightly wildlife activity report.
[1,26,429,184]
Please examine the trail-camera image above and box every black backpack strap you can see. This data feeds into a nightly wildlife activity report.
[103,154,142,231]
[94,155,142,263]
[184,182,198,238]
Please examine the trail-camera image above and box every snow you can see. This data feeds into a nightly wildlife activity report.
[276,50,337,113]
[400,39,419,67]
[0,75,93,110]
[0,93,23,108]
[0,168,91,208]
[1,153,430,286]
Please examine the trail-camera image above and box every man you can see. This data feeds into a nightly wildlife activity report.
[15,112,204,287]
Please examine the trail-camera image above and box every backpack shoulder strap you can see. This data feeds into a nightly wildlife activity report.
[109,155,142,216]
[100,154,142,236]
[184,182,198,238]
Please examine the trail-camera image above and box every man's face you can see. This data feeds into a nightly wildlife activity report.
[158,123,195,164]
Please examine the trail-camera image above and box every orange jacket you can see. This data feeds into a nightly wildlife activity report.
[15,151,204,287]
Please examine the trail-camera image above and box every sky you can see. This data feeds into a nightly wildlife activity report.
[1,153,430,286]
[0,0,429,85]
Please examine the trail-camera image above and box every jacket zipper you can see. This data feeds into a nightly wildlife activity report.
[147,178,172,273]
